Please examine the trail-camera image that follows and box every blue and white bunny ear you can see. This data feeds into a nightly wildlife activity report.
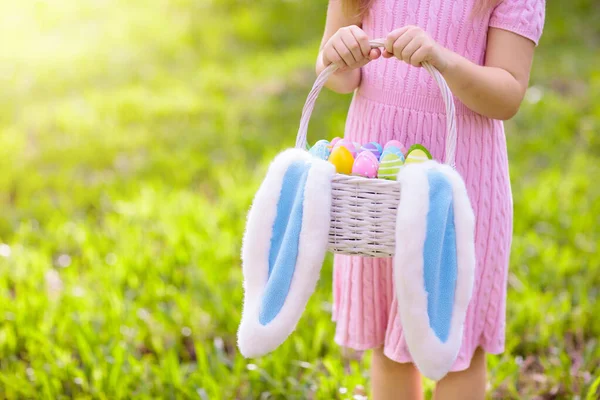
[238,149,334,358]
[393,161,476,381]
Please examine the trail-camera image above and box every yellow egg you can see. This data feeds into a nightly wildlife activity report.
[329,146,354,174]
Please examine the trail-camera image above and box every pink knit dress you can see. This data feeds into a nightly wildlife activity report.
[332,0,545,371]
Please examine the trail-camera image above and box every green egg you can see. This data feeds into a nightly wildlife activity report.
[377,152,404,180]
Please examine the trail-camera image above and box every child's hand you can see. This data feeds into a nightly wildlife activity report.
[383,26,448,72]
[322,25,382,72]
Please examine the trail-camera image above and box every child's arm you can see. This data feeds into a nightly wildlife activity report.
[316,1,381,94]
[383,26,537,121]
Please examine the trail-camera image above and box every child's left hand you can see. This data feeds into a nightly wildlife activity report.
[383,26,449,72]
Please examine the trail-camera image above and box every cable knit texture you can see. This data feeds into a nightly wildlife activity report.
[332,0,545,372]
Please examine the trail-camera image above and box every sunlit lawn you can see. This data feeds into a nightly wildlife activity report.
[0,0,599,398]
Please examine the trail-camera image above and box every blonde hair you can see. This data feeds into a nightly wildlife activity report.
[343,0,500,19]
[342,0,373,18]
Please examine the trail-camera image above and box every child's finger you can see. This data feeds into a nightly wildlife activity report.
[369,48,381,60]
[409,46,431,67]
[392,29,415,59]
[382,49,394,58]
[357,48,381,68]
[340,34,362,64]
[385,26,410,55]
[350,26,372,58]
[324,46,344,67]
[401,37,422,64]
[333,42,355,67]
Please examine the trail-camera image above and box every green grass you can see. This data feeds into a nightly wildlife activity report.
[0,0,599,398]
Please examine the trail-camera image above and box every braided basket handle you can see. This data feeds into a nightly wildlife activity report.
[295,38,457,167]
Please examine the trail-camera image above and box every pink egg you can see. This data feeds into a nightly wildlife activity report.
[334,138,358,157]
[384,140,406,154]
[352,151,379,178]
[329,137,342,148]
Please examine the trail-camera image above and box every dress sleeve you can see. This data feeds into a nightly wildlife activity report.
[489,0,546,46]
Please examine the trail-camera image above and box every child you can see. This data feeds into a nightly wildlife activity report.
[316,0,545,398]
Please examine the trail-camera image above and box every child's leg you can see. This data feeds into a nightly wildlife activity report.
[432,347,487,400]
[371,347,423,400]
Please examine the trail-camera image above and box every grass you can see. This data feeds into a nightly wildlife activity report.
[0,0,599,398]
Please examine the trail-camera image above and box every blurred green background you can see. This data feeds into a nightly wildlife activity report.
[1,0,599,398]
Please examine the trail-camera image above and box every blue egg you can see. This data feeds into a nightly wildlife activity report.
[309,142,331,160]
[381,146,404,159]
[314,139,330,147]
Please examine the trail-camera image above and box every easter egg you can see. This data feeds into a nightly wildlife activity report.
[384,140,407,155]
[333,139,358,158]
[372,141,383,153]
[309,142,331,160]
[377,151,405,180]
[352,151,379,178]
[329,146,355,174]
[405,144,433,164]
[330,137,342,148]
[361,142,383,159]
[381,145,404,159]
[314,139,330,147]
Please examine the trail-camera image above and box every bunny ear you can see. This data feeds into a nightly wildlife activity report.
[393,161,476,381]
[238,149,334,358]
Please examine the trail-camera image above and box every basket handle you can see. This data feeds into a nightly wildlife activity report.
[295,38,457,167]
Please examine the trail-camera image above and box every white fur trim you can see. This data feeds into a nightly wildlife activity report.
[238,149,334,358]
[394,161,476,381]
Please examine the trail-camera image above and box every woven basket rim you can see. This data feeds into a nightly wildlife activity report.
[331,173,401,186]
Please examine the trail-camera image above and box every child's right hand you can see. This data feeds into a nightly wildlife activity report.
[321,25,381,72]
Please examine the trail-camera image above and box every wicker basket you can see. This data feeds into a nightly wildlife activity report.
[295,39,458,257]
